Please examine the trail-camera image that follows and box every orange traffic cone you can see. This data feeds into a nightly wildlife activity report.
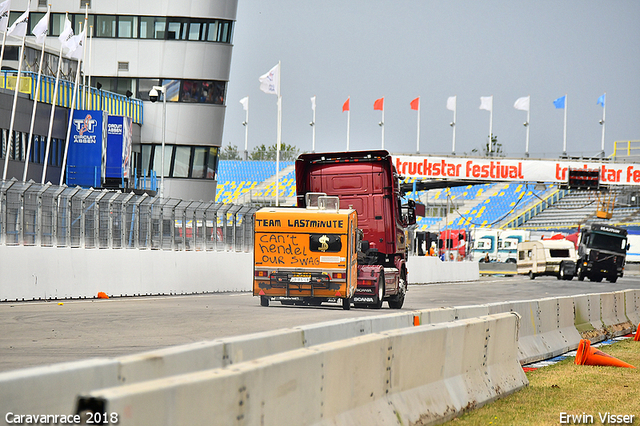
[97,292,109,299]
[574,339,635,368]
[634,323,640,342]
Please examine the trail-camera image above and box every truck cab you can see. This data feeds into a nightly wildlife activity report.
[295,150,415,308]
[497,230,530,263]
[577,223,628,283]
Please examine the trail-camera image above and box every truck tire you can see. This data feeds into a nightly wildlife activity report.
[342,296,351,310]
[388,271,406,309]
[609,276,618,283]
[374,273,384,309]
[260,296,269,307]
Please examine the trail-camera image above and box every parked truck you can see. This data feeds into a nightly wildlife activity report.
[497,229,531,263]
[253,150,417,309]
[471,229,499,262]
[576,223,628,283]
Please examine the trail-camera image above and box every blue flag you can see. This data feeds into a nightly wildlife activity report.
[597,94,605,107]
[553,95,566,109]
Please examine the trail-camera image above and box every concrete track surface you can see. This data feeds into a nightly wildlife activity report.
[1,275,640,373]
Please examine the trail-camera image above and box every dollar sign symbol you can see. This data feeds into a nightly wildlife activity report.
[319,235,329,252]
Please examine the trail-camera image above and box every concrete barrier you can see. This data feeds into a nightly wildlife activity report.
[573,293,605,340]
[478,261,518,275]
[600,291,633,336]
[0,246,253,301]
[74,313,527,426]
[407,256,479,283]
[624,289,640,326]
[0,248,479,302]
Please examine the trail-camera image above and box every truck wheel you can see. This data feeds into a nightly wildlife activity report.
[609,276,618,283]
[388,272,406,309]
[260,296,269,307]
[577,267,585,281]
[342,296,351,310]
[374,273,385,309]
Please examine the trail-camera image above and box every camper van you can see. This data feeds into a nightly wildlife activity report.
[517,240,577,280]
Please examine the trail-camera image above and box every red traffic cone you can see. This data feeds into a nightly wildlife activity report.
[97,292,109,299]
[634,323,640,342]
[574,339,635,368]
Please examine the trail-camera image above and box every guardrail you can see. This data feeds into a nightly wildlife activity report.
[1,290,637,425]
[1,71,143,124]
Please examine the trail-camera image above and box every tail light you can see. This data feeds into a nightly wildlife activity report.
[255,270,268,278]
[332,272,345,279]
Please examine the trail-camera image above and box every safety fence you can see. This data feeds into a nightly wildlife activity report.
[0,71,143,124]
[0,179,257,252]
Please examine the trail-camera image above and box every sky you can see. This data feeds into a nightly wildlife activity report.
[222,0,640,159]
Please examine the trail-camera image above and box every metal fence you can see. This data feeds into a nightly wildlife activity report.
[0,179,258,252]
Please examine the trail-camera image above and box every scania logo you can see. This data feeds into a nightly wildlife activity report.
[73,114,98,135]
[356,288,374,294]
[353,297,375,303]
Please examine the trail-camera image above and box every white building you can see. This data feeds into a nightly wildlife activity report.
[2,0,237,201]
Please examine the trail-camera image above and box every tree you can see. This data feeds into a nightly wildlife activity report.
[470,135,504,157]
[219,143,241,160]
[250,143,300,161]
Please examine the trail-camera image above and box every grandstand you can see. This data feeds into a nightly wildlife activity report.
[215,160,640,232]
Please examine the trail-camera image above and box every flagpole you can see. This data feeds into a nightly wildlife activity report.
[242,96,249,160]
[416,99,420,154]
[310,96,316,153]
[0,30,6,74]
[60,38,84,186]
[81,4,88,109]
[346,104,350,151]
[24,7,50,181]
[275,60,281,207]
[600,92,606,157]
[87,25,93,109]
[489,96,493,154]
[562,93,567,156]
[452,97,457,155]
[381,104,385,149]
[42,43,64,184]
[3,32,26,180]
[525,95,530,158]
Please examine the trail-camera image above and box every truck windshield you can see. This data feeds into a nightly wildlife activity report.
[588,232,627,253]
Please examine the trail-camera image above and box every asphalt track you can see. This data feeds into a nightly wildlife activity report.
[1,275,640,373]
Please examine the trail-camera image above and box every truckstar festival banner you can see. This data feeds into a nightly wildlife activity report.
[391,155,640,186]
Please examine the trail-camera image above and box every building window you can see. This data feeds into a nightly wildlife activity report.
[118,16,138,38]
[140,16,166,39]
[139,144,219,180]
[95,15,116,37]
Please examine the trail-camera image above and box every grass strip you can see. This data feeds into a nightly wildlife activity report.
[445,338,640,425]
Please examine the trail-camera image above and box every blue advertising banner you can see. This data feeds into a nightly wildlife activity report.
[106,115,133,180]
[67,110,107,188]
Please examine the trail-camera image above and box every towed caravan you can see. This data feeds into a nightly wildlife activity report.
[517,239,577,280]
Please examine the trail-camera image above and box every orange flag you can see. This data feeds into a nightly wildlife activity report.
[410,97,419,110]
[342,97,350,112]
[373,97,384,111]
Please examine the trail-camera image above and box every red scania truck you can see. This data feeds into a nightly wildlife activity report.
[295,150,417,308]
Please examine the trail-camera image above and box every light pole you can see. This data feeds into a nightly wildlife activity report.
[149,85,167,198]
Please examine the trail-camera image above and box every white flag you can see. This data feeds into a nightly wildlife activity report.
[514,96,530,112]
[67,27,86,60]
[446,96,456,111]
[0,0,10,32]
[259,63,280,96]
[479,96,493,112]
[32,10,50,44]
[6,9,28,38]
[311,95,316,112]
[58,17,74,48]
[239,96,249,111]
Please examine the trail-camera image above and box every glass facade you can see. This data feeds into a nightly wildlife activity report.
[21,13,233,43]
[0,129,64,167]
[139,144,219,180]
